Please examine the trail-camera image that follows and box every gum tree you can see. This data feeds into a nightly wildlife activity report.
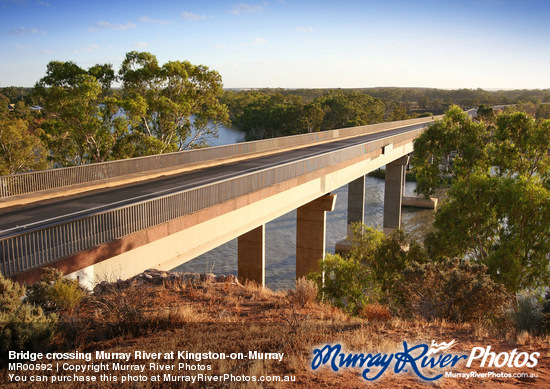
[414,106,550,293]
[34,61,127,165]
[119,51,229,153]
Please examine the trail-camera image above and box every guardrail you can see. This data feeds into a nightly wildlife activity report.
[0,128,424,277]
[0,117,439,199]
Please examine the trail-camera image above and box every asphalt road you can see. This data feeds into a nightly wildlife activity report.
[0,122,428,239]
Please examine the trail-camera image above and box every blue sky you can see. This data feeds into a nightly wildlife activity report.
[1,0,549,89]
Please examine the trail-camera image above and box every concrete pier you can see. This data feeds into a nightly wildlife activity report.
[383,155,409,234]
[296,194,337,279]
[238,225,266,286]
[335,176,365,253]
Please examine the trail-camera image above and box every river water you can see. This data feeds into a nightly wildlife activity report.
[172,124,434,290]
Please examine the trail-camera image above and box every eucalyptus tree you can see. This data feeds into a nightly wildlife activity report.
[413,106,550,293]
[119,51,229,153]
[34,61,127,165]
[0,95,48,175]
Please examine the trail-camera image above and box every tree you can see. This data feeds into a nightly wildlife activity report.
[411,105,490,197]
[0,95,48,175]
[119,51,229,152]
[414,106,550,293]
[35,61,127,165]
[315,91,385,131]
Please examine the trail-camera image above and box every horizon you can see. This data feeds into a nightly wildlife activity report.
[1,0,549,90]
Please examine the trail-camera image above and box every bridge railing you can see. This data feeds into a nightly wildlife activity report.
[0,117,438,199]
[0,128,424,277]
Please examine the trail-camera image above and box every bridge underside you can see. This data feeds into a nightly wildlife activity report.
[11,138,414,288]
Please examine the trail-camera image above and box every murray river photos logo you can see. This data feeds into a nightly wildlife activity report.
[311,340,540,381]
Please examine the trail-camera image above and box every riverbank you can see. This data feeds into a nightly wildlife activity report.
[2,270,548,388]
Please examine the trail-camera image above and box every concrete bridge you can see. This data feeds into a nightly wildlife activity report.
[0,116,440,287]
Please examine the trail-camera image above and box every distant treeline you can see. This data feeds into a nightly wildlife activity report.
[221,87,550,140]
[2,80,550,174]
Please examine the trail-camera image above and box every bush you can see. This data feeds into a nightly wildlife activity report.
[537,290,550,334]
[291,277,318,308]
[360,304,391,322]
[0,272,25,314]
[310,225,424,315]
[0,274,57,365]
[511,292,543,334]
[310,253,380,315]
[25,268,87,313]
[399,259,510,323]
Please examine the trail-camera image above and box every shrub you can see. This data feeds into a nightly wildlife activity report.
[511,292,542,334]
[399,259,510,323]
[0,273,25,314]
[541,290,550,334]
[0,274,57,365]
[360,304,391,322]
[310,253,380,315]
[25,268,87,313]
[291,277,318,308]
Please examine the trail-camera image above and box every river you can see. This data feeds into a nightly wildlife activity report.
[172,124,434,290]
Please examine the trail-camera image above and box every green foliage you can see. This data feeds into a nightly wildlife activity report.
[35,61,127,165]
[225,89,386,140]
[399,259,509,323]
[536,104,550,119]
[0,95,49,175]
[412,105,490,197]
[511,292,543,334]
[540,290,550,333]
[476,104,495,124]
[0,273,26,314]
[0,274,57,365]
[119,51,229,153]
[32,52,229,166]
[310,252,379,315]
[491,112,550,178]
[414,106,550,293]
[310,225,424,315]
[25,268,87,314]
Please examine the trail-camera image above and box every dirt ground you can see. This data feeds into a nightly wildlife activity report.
[2,276,548,388]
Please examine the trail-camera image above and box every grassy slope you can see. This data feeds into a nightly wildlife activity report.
[1,278,549,388]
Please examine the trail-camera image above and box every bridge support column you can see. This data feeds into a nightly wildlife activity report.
[347,176,366,233]
[335,176,365,252]
[238,225,265,286]
[296,193,337,280]
[383,155,409,234]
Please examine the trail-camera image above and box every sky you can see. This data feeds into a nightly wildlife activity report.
[1,0,549,89]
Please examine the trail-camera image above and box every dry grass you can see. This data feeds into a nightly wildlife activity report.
[2,276,549,388]
[516,330,532,345]
[289,277,318,308]
[360,303,392,322]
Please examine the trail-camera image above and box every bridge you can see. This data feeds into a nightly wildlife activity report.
[0,116,441,287]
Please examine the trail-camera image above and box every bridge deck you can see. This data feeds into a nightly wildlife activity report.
[0,122,426,238]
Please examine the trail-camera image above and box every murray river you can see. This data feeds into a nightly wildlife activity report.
[173,124,435,290]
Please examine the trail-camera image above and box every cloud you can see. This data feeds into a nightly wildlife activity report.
[89,21,137,31]
[245,37,268,45]
[230,2,268,15]
[133,42,148,48]
[139,16,170,26]
[181,11,207,21]
[296,26,314,32]
[215,43,228,49]
[7,27,45,35]
[40,49,53,54]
